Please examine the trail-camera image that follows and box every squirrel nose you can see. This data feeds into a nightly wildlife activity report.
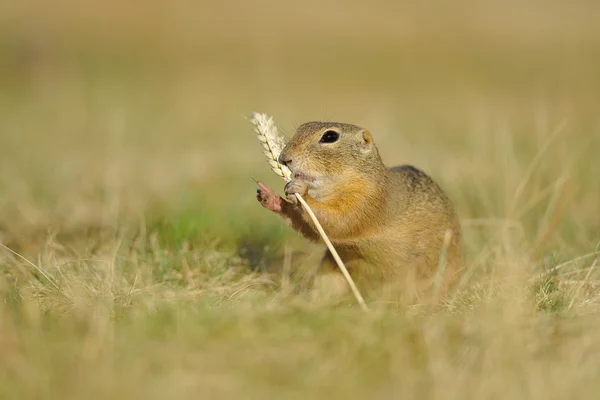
[278,153,292,166]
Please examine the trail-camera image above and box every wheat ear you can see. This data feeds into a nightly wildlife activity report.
[250,112,369,311]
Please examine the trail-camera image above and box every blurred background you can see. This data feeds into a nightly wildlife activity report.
[0,0,599,258]
[2,2,600,398]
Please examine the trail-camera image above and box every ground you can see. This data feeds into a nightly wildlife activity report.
[1,1,600,399]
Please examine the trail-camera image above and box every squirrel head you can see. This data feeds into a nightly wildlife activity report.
[278,121,385,184]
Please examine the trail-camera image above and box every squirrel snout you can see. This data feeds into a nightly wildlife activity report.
[278,153,292,167]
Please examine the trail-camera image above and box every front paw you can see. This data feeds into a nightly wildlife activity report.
[256,181,285,213]
[284,179,308,204]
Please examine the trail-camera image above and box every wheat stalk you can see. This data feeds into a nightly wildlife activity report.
[250,112,369,311]
[250,113,292,181]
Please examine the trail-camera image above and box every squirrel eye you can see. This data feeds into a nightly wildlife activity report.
[319,130,339,143]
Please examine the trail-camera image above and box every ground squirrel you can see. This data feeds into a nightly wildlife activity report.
[256,121,463,301]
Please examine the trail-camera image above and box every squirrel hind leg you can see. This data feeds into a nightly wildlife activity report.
[310,272,349,304]
[309,250,361,304]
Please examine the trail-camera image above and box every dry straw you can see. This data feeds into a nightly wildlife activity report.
[250,112,369,311]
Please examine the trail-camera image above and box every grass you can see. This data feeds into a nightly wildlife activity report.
[1,0,600,398]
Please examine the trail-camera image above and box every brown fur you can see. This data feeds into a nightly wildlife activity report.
[256,121,463,302]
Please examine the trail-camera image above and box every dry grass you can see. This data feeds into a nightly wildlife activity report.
[1,0,600,398]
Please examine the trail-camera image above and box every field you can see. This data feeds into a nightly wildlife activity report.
[1,1,600,398]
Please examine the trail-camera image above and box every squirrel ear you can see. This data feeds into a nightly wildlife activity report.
[360,130,374,153]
